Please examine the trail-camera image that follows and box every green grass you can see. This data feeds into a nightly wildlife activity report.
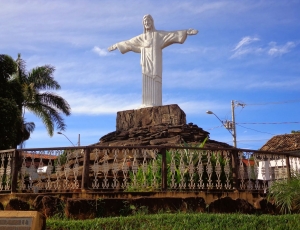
[47,213,300,230]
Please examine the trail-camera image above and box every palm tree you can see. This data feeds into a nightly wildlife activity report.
[15,54,71,144]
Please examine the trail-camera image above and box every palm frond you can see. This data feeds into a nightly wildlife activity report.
[24,121,35,133]
[13,54,71,137]
[27,65,60,90]
[26,103,54,135]
[26,102,67,136]
[36,92,71,115]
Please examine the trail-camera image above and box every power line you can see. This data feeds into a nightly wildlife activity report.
[206,125,223,130]
[236,124,276,135]
[237,121,300,125]
[243,99,300,106]
[207,121,300,131]
[236,139,271,142]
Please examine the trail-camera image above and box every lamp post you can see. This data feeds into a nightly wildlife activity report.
[206,100,237,147]
[57,132,79,147]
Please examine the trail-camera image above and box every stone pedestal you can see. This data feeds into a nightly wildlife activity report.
[96,104,231,148]
[116,104,186,131]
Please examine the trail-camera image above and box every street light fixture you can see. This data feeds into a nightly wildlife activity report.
[206,100,238,147]
[57,132,77,147]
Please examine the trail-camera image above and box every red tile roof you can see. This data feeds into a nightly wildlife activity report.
[242,159,255,166]
[21,152,58,160]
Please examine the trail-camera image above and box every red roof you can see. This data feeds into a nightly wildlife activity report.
[242,159,255,166]
[21,152,58,160]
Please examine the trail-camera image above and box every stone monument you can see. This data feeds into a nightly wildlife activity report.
[108,14,198,108]
[97,15,229,148]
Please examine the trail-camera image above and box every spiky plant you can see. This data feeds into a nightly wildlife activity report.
[268,173,300,214]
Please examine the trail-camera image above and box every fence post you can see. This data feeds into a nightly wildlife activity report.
[81,147,90,190]
[286,155,291,180]
[161,148,167,191]
[11,149,20,193]
[231,149,239,190]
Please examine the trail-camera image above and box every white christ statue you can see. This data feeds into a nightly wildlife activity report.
[108,14,198,108]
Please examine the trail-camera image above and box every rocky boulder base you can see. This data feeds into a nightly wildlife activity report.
[97,104,231,148]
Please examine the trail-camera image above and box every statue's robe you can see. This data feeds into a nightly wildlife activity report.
[116,30,188,107]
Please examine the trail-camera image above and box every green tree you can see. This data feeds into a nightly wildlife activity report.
[291,130,300,133]
[1,54,71,148]
[15,54,71,143]
[0,54,23,149]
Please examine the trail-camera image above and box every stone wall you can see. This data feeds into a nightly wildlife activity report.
[0,193,278,220]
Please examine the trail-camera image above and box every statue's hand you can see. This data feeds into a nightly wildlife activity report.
[187,29,198,35]
[108,44,117,52]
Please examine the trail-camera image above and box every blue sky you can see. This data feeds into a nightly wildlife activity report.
[1,0,300,150]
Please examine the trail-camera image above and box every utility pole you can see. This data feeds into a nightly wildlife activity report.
[231,100,237,148]
[207,100,244,148]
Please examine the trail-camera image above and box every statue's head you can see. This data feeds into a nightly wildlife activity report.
[143,14,155,32]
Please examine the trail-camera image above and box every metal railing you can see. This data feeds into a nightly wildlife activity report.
[0,146,299,193]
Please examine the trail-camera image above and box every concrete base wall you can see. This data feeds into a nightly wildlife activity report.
[0,190,276,219]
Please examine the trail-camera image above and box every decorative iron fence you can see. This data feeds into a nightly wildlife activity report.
[0,149,14,192]
[0,146,299,193]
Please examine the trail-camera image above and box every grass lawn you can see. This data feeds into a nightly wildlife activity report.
[46,213,300,230]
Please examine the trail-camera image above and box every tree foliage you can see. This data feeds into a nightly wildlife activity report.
[0,54,71,149]
[291,130,300,133]
[0,54,23,149]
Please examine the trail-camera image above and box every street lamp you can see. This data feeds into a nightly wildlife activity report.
[57,132,79,147]
[206,101,237,147]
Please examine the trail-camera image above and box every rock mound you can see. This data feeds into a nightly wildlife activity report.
[95,104,231,148]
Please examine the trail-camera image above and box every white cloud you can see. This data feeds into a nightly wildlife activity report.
[56,89,231,117]
[246,79,300,89]
[177,100,229,115]
[230,36,260,58]
[59,90,140,115]
[230,47,264,59]
[231,37,298,59]
[92,46,110,56]
[233,36,260,51]
[268,41,296,56]
[164,69,247,90]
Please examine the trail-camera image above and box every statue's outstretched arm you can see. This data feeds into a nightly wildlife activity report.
[187,29,198,35]
[108,44,118,52]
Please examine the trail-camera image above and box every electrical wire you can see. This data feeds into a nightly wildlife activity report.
[242,99,300,106]
[236,139,271,142]
[236,124,276,135]
[206,125,223,130]
[237,121,300,125]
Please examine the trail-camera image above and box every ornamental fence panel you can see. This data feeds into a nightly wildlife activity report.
[0,146,298,194]
[0,149,13,192]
